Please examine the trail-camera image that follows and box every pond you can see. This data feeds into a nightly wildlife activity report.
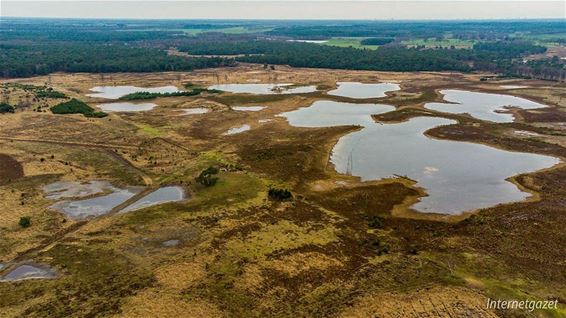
[121,186,185,213]
[327,82,400,99]
[43,181,114,200]
[223,124,251,135]
[1,263,57,282]
[280,100,560,214]
[232,106,266,112]
[208,83,317,95]
[500,85,529,89]
[425,90,546,123]
[87,85,179,99]
[181,108,210,115]
[49,187,142,220]
[98,102,157,112]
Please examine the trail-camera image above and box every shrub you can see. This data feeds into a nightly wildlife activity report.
[368,216,383,229]
[195,166,219,187]
[0,102,15,113]
[19,216,31,228]
[51,99,108,118]
[268,187,293,201]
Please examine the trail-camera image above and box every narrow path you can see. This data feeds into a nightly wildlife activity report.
[0,136,137,150]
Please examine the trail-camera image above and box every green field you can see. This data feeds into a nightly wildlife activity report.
[402,38,476,49]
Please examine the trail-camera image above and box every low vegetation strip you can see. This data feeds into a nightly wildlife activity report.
[51,99,108,118]
[118,88,220,100]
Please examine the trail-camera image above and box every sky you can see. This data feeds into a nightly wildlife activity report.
[1,1,565,20]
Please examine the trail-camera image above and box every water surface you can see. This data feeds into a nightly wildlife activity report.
[1,264,57,282]
[327,82,400,99]
[98,102,157,112]
[233,106,266,112]
[181,108,210,115]
[50,187,141,220]
[43,181,114,200]
[121,186,185,212]
[209,83,317,95]
[425,90,546,123]
[280,100,559,214]
[500,85,529,89]
[87,85,179,99]
[223,124,251,135]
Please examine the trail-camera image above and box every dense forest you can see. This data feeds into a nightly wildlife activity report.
[1,18,565,80]
[0,43,235,78]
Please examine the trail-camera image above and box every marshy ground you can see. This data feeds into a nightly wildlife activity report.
[0,64,565,317]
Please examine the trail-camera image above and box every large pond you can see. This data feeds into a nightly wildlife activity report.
[87,85,179,99]
[280,100,560,214]
[208,83,317,95]
[425,90,546,123]
[327,82,400,99]
[121,186,185,213]
[98,102,157,112]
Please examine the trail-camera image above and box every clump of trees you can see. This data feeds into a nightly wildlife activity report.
[0,102,15,113]
[51,99,108,118]
[119,88,219,100]
[19,216,31,228]
[195,166,219,187]
[268,187,293,201]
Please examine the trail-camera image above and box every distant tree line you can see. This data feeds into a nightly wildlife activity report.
[0,43,235,78]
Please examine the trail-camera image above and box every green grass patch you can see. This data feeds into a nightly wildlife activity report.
[321,37,379,50]
[189,171,265,210]
[402,38,476,49]
[134,123,162,137]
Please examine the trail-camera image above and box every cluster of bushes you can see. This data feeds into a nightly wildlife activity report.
[195,166,219,187]
[36,88,67,99]
[119,88,220,100]
[51,99,107,118]
[268,187,293,201]
[0,102,15,113]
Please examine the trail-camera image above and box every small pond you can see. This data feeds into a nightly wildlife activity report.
[181,108,210,115]
[232,106,266,112]
[98,102,157,112]
[1,263,57,282]
[121,186,185,213]
[208,83,317,95]
[223,124,251,135]
[87,85,179,99]
[43,181,114,200]
[327,82,400,99]
[50,187,141,220]
[425,90,546,123]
